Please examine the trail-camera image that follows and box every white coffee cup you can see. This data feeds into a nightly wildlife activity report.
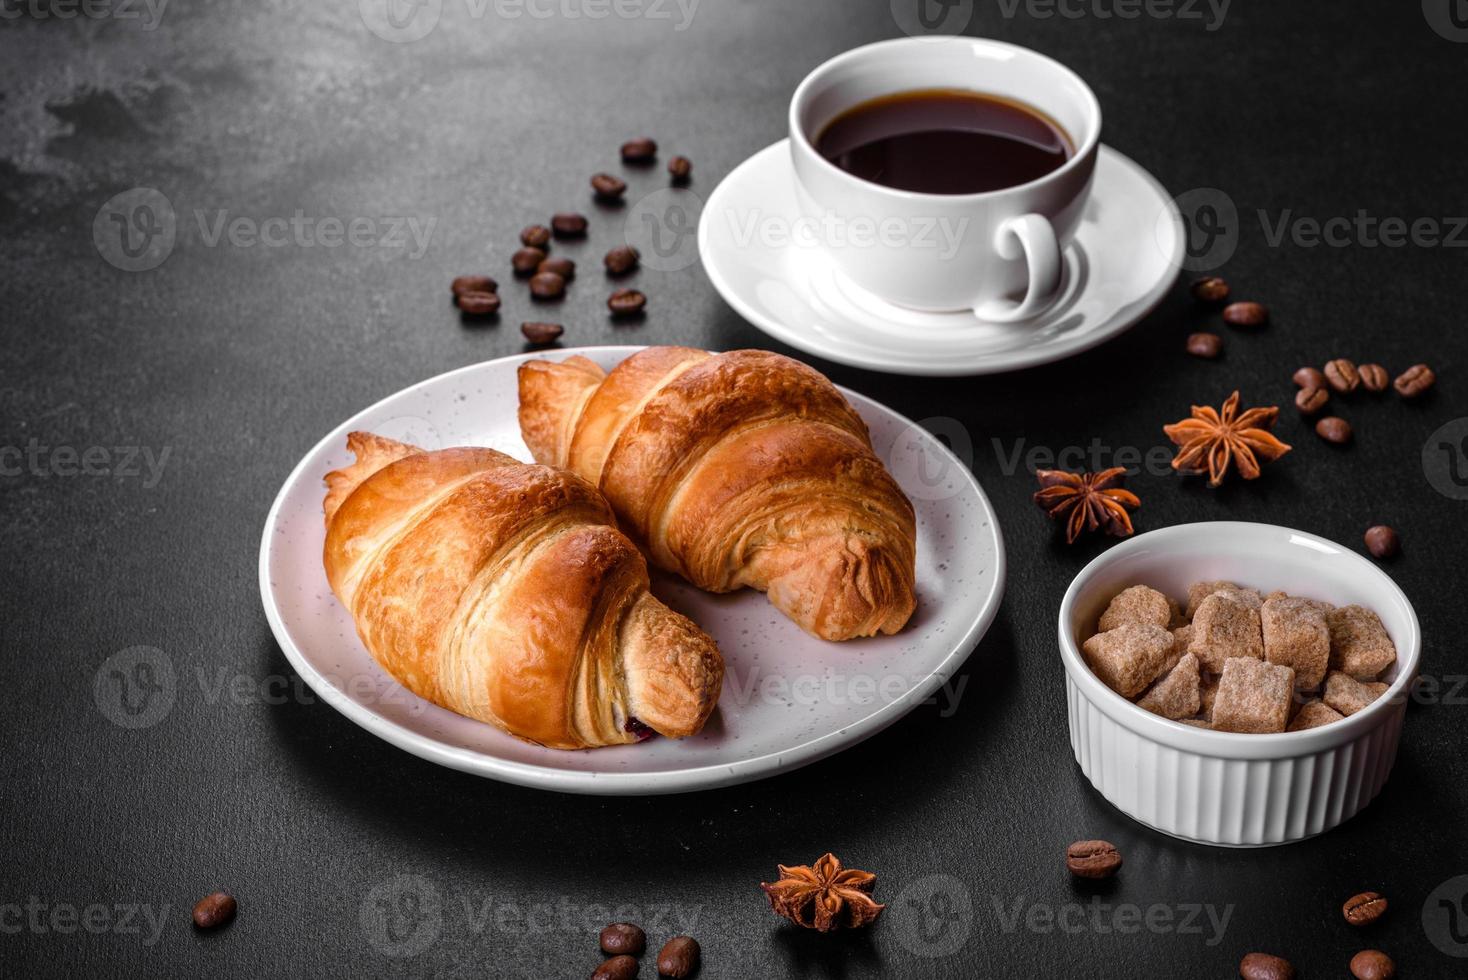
[789,37,1101,322]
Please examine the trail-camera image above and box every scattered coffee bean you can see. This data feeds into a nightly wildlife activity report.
[668,155,692,182]
[608,288,647,316]
[1363,528,1399,560]
[529,271,566,300]
[1316,416,1353,444]
[1324,358,1361,394]
[1295,385,1329,415]
[521,225,552,248]
[621,137,658,163]
[591,954,639,980]
[1293,366,1326,388]
[1065,839,1121,879]
[1359,363,1389,392]
[513,247,547,276]
[604,245,640,276]
[1394,363,1435,398]
[552,212,589,238]
[1238,952,1296,980]
[457,291,501,316]
[656,936,700,978]
[451,275,497,300]
[592,173,628,200]
[1191,276,1230,303]
[1349,949,1395,980]
[1186,332,1222,359]
[599,922,647,957]
[1222,301,1268,328]
[192,891,237,929]
[539,256,576,280]
[521,321,563,345]
[1343,891,1389,925]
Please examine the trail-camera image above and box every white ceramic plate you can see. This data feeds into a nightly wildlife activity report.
[259,346,1006,794]
[697,141,1183,376]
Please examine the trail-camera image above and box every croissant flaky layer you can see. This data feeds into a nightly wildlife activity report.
[322,432,723,749]
[518,348,918,641]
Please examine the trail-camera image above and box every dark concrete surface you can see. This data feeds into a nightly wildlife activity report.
[3,1,1467,976]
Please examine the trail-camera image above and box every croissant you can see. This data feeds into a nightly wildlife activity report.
[518,347,918,641]
[321,431,723,749]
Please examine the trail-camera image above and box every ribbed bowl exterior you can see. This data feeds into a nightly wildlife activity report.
[1066,676,1407,847]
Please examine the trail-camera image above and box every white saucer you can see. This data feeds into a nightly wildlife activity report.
[698,141,1183,376]
[259,347,1006,795]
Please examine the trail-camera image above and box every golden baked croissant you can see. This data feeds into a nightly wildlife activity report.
[321,431,723,749]
[518,347,917,641]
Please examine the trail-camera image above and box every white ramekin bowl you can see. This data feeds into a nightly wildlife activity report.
[1058,522,1421,847]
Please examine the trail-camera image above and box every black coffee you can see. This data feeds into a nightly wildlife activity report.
[815,88,1073,195]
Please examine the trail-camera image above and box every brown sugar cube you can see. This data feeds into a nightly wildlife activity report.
[1216,586,1264,609]
[1212,658,1295,733]
[1168,597,1188,629]
[1323,670,1384,716]
[1326,605,1397,680]
[1265,590,1288,603]
[1172,623,1193,651]
[1365,681,1391,699]
[1137,653,1203,720]
[1261,596,1331,690]
[1287,699,1346,732]
[1082,623,1175,698]
[1099,585,1174,632]
[1186,580,1240,619]
[1198,672,1220,720]
[1179,718,1212,729]
[1188,593,1264,672]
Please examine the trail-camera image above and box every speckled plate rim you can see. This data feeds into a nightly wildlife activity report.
[259,346,1006,795]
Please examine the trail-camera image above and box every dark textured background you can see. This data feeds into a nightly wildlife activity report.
[4,1,1468,976]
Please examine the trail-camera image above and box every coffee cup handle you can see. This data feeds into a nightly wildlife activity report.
[974,213,1062,323]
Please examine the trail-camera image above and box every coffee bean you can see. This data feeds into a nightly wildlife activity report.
[513,247,547,276]
[552,212,589,238]
[1394,363,1435,398]
[1363,528,1399,560]
[592,173,628,200]
[1239,952,1296,980]
[521,225,552,248]
[539,256,576,280]
[608,288,646,316]
[192,891,237,929]
[529,271,566,300]
[457,291,501,316]
[668,155,692,182]
[1186,332,1222,358]
[1316,416,1353,444]
[604,245,640,276]
[1191,276,1230,303]
[1065,839,1121,879]
[1349,949,1395,980]
[1293,366,1325,388]
[1222,301,1268,328]
[591,954,639,980]
[521,321,563,345]
[599,922,647,957]
[1343,891,1389,925]
[1359,363,1389,392]
[621,137,658,163]
[451,275,497,299]
[1296,386,1329,415]
[1324,358,1361,393]
[656,936,700,978]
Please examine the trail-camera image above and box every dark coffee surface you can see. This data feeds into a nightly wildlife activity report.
[3,4,1468,979]
[816,88,1071,193]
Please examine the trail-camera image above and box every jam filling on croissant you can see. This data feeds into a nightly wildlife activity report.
[624,717,657,741]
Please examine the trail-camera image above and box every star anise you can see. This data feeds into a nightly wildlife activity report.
[1163,390,1292,487]
[1033,467,1140,544]
[760,853,885,931]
